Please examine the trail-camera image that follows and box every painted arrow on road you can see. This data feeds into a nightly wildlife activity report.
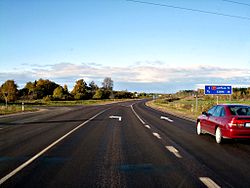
[160,116,173,122]
[109,116,122,121]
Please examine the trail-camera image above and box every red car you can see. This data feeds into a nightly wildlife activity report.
[197,104,250,143]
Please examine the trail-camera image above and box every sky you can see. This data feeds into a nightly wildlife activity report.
[0,0,250,93]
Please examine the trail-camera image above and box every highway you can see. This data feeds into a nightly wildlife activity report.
[1,100,250,187]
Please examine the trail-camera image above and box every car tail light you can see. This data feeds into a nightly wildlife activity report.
[228,117,245,127]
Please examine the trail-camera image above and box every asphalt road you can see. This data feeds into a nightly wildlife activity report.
[1,100,250,187]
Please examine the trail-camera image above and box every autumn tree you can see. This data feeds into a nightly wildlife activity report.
[0,80,18,103]
[53,86,64,100]
[71,79,89,100]
[53,85,72,100]
[93,89,104,99]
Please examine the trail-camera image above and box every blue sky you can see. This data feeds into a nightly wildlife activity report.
[0,0,250,93]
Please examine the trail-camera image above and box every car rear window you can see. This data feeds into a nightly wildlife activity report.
[229,106,250,116]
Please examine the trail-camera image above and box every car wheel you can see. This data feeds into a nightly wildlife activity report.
[197,122,203,135]
[215,127,222,144]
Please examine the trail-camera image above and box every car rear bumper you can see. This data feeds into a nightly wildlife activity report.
[223,128,250,139]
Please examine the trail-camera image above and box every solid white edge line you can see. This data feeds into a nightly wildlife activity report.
[0,109,108,185]
[130,104,145,124]
[165,146,182,158]
[152,132,161,139]
[199,177,221,188]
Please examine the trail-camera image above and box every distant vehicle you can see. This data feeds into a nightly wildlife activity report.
[196,104,250,144]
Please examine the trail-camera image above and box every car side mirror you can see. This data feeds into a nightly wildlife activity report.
[202,111,209,116]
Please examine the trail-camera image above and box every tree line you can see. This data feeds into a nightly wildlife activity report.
[0,77,137,103]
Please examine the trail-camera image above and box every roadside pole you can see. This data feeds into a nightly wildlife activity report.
[216,96,219,105]
[4,92,8,108]
[22,102,24,112]
[195,94,198,114]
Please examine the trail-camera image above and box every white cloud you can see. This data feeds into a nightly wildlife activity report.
[1,61,250,92]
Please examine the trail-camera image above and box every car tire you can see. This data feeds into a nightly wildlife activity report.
[215,127,222,144]
[197,122,203,135]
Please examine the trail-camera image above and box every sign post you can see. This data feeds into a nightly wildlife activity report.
[205,85,232,104]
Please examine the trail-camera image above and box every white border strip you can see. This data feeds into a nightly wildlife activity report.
[130,104,145,124]
[0,109,108,185]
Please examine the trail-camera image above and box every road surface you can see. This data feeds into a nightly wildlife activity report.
[0,100,250,187]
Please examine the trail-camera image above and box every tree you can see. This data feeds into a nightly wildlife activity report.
[102,77,113,91]
[0,80,18,103]
[71,79,88,100]
[89,81,99,98]
[36,79,59,98]
[93,89,104,99]
[63,84,69,93]
[114,91,133,99]
[89,81,98,92]
[53,86,64,100]
[23,79,59,99]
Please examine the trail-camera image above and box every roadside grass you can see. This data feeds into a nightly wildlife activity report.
[147,98,250,121]
[0,99,134,115]
[19,99,133,106]
[0,105,37,115]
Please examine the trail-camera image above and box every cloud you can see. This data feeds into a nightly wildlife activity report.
[0,61,250,92]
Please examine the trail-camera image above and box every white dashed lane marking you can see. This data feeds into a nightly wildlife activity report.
[152,132,161,139]
[144,125,151,129]
[199,177,221,188]
[160,116,174,122]
[165,146,182,158]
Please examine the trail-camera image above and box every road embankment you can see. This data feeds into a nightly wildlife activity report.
[146,100,196,122]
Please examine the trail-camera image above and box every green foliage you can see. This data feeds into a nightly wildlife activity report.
[71,79,89,100]
[22,79,59,100]
[114,91,133,99]
[89,81,99,98]
[42,95,53,102]
[93,89,104,99]
[53,86,64,100]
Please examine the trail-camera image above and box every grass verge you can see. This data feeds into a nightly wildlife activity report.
[0,105,38,115]
[0,99,135,115]
[146,98,250,121]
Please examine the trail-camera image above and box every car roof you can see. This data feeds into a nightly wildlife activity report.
[218,104,250,107]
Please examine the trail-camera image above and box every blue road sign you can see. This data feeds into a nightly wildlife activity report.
[205,85,232,95]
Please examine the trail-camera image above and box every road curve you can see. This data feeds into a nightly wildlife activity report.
[0,100,250,187]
